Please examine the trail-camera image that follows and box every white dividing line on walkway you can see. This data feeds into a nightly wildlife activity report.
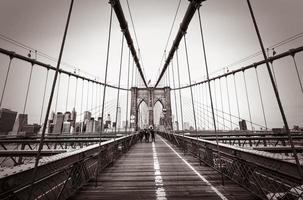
[159,137,229,200]
[152,142,167,200]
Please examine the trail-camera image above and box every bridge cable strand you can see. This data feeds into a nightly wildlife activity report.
[183,35,198,135]
[131,56,134,87]
[171,59,179,131]
[213,80,219,129]
[66,75,70,111]
[86,81,89,111]
[27,0,75,199]
[254,67,268,130]
[114,34,125,135]
[40,69,49,125]
[176,50,184,132]
[233,74,240,123]
[96,5,113,186]
[218,79,225,130]
[202,83,206,129]
[74,77,78,108]
[0,57,13,108]
[197,6,224,185]
[247,0,303,182]
[243,71,253,130]
[125,49,131,133]
[164,0,181,53]
[95,81,98,117]
[55,73,61,113]
[225,77,233,130]
[80,79,84,126]
[91,81,94,112]
[291,54,303,95]
[23,63,34,114]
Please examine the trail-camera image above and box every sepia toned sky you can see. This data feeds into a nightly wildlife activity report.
[0,0,303,129]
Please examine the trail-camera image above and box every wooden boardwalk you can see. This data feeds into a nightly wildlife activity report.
[70,135,259,200]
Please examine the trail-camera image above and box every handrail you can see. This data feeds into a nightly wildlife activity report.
[159,132,303,199]
[0,133,139,200]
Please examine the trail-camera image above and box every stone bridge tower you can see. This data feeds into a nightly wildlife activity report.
[130,87,172,130]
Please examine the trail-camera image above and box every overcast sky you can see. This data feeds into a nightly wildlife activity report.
[0,0,303,129]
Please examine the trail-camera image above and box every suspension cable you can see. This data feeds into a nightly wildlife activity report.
[39,69,49,125]
[55,73,61,113]
[23,63,34,114]
[115,34,125,134]
[233,74,240,122]
[171,59,179,131]
[254,67,268,130]
[291,54,303,95]
[184,36,198,136]
[219,78,225,131]
[176,50,184,132]
[91,81,94,112]
[80,79,84,125]
[243,71,253,130]
[86,81,89,111]
[74,77,78,108]
[213,80,219,129]
[27,0,74,199]
[0,57,13,108]
[65,75,70,111]
[96,5,113,186]
[225,77,233,130]
[125,49,131,133]
[198,7,224,185]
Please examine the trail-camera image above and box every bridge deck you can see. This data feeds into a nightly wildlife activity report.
[70,135,259,200]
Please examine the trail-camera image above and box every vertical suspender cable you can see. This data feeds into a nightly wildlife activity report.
[225,77,233,130]
[198,7,224,185]
[243,71,253,130]
[96,5,113,186]
[80,79,84,128]
[91,82,94,112]
[23,63,34,114]
[219,78,225,131]
[115,34,125,135]
[86,81,89,111]
[95,82,98,117]
[39,69,49,125]
[201,83,206,129]
[131,56,135,87]
[213,80,219,129]
[254,67,267,130]
[125,49,131,133]
[176,50,184,132]
[27,1,74,199]
[291,54,303,95]
[55,73,61,113]
[233,74,241,123]
[74,77,78,109]
[171,61,179,131]
[0,57,13,108]
[183,36,198,137]
[247,0,303,181]
[65,75,70,111]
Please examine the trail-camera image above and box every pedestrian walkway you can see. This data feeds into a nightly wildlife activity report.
[70,134,259,200]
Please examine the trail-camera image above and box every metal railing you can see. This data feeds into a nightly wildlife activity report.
[0,133,139,200]
[159,131,303,200]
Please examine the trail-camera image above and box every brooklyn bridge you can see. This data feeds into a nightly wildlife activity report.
[0,0,303,199]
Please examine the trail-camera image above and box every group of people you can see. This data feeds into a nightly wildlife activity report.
[139,127,155,143]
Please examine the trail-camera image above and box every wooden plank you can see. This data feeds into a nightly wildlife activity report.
[70,135,259,200]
